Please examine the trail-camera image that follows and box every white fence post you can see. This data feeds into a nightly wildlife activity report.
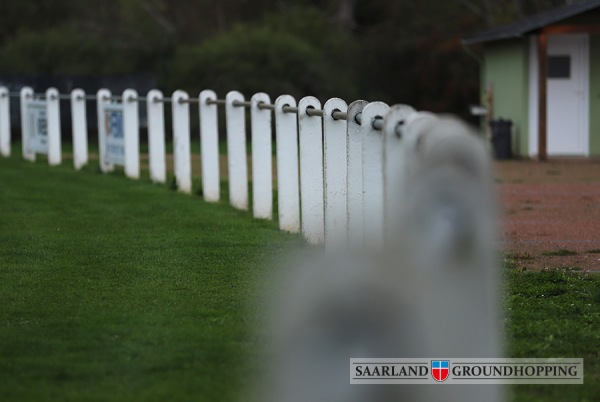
[199,90,220,202]
[391,117,501,402]
[323,98,348,248]
[345,100,367,245]
[123,89,139,179]
[298,96,324,245]
[394,112,438,194]
[20,87,35,162]
[71,89,88,170]
[382,105,416,239]
[275,95,300,233]
[171,90,192,194]
[46,88,61,166]
[403,112,436,151]
[250,92,273,219]
[225,91,249,210]
[96,89,113,173]
[147,89,166,184]
[361,102,389,249]
[0,87,10,157]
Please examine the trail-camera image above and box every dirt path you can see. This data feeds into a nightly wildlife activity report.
[495,159,600,271]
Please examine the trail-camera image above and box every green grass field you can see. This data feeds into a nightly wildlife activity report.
[0,152,302,401]
[504,264,600,401]
[1,151,599,401]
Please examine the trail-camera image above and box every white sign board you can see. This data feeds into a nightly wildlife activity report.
[101,104,125,165]
[27,100,48,154]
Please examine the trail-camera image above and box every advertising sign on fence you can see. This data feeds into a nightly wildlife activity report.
[27,100,48,154]
[102,104,125,165]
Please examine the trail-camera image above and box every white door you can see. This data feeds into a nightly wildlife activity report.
[547,34,589,156]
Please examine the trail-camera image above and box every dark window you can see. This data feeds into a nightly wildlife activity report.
[548,55,570,79]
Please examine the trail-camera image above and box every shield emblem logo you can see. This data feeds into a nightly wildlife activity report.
[431,360,449,382]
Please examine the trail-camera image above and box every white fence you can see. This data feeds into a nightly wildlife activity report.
[0,85,493,249]
[0,85,501,401]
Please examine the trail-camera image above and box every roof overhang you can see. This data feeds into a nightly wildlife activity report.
[462,0,600,45]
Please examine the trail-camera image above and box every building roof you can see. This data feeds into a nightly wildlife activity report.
[462,0,600,45]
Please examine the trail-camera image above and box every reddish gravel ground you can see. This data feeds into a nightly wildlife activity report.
[495,159,600,271]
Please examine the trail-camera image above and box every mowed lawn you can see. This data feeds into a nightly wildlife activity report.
[1,151,599,401]
[504,265,600,401]
[0,153,301,401]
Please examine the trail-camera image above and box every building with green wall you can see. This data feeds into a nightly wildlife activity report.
[463,0,600,158]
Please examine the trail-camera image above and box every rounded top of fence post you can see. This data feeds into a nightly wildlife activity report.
[70,88,85,103]
[323,97,348,113]
[147,89,163,105]
[398,112,438,168]
[172,89,188,106]
[298,96,321,119]
[70,88,85,102]
[382,104,415,140]
[96,88,111,100]
[226,90,244,102]
[418,116,490,180]
[122,88,138,103]
[250,92,271,109]
[250,92,270,101]
[346,99,368,122]
[274,94,296,110]
[323,98,348,125]
[199,89,217,102]
[20,86,34,96]
[147,88,163,98]
[45,87,59,102]
[361,101,389,134]
[198,89,218,109]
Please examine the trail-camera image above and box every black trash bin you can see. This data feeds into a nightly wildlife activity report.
[489,119,513,160]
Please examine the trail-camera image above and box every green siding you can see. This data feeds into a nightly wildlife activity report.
[590,35,600,156]
[483,39,530,157]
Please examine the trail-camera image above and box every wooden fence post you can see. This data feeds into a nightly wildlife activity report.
[199,90,220,202]
[172,90,192,193]
[361,102,389,249]
[323,98,348,248]
[20,87,35,162]
[96,89,113,173]
[274,95,300,233]
[251,92,273,219]
[298,96,324,244]
[225,90,249,210]
[0,87,10,157]
[381,104,415,239]
[147,89,166,184]
[346,100,367,245]
[46,88,61,166]
[71,89,88,170]
[123,89,139,179]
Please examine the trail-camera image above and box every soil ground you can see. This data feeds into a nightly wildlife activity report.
[495,159,600,271]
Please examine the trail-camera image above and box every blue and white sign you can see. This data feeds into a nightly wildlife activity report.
[102,105,125,165]
[27,100,48,154]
